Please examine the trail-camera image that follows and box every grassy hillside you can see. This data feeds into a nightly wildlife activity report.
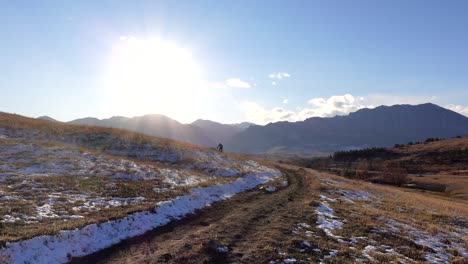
[293,137,468,200]
[0,112,283,244]
[71,166,468,264]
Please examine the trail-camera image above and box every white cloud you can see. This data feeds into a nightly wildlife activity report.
[304,94,363,118]
[272,81,277,86]
[269,72,291,79]
[242,102,297,124]
[282,99,288,104]
[446,105,468,117]
[225,78,251,88]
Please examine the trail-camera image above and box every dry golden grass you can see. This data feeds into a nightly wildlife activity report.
[0,111,249,243]
[0,111,205,152]
[302,169,467,263]
[0,167,238,244]
[320,170,468,218]
[394,137,468,154]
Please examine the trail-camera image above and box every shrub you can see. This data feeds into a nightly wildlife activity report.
[355,159,369,179]
[383,161,407,187]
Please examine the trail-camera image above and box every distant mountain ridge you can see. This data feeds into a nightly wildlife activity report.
[191,119,254,144]
[67,115,252,147]
[226,103,468,155]
[37,116,58,122]
[37,103,468,155]
[68,114,212,146]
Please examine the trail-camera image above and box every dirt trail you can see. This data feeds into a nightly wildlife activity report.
[70,166,319,264]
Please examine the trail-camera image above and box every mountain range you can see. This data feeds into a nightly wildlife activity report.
[226,103,468,155]
[38,103,468,156]
[65,115,252,147]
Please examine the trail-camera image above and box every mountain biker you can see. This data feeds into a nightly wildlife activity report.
[217,143,223,152]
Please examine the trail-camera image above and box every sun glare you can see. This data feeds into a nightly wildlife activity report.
[103,36,204,121]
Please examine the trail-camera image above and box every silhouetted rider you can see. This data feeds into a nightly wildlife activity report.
[217,143,224,152]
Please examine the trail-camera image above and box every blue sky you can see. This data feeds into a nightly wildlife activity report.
[1,0,467,124]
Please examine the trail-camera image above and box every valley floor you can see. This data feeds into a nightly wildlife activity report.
[71,165,467,264]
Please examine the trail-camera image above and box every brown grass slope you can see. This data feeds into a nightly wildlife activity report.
[295,137,468,201]
[0,111,263,243]
[0,111,200,151]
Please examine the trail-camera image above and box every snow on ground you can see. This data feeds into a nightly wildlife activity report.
[360,244,415,263]
[374,216,468,263]
[0,128,282,227]
[273,171,466,263]
[312,173,467,263]
[0,131,275,183]
[0,169,281,263]
[71,196,146,212]
[1,192,146,223]
[0,141,202,182]
[216,246,229,253]
[319,249,338,263]
[315,195,343,239]
[328,189,374,203]
[0,128,273,181]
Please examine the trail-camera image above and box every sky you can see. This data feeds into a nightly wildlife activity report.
[1,0,468,125]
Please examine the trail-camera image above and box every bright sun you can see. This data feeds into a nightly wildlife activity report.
[103,36,204,121]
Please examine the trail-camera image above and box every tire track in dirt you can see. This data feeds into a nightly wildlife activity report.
[70,166,317,264]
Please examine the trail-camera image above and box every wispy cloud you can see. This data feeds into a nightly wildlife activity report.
[304,94,363,117]
[446,105,468,116]
[242,102,297,124]
[244,94,365,125]
[225,78,251,88]
[268,72,291,79]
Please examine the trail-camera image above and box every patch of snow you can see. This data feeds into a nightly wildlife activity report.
[315,197,343,239]
[265,186,277,193]
[1,215,22,223]
[297,222,311,229]
[72,197,145,211]
[216,246,229,253]
[300,241,311,248]
[374,216,468,264]
[36,204,59,219]
[362,245,376,261]
[152,187,171,193]
[330,189,374,203]
[0,195,20,201]
[324,249,338,259]
[362,244,412,263]
[320,249,338,264]
[319,194,337,203]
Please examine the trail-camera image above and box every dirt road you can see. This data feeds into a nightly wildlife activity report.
[70,166,320,264]
[69,165,468,264]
